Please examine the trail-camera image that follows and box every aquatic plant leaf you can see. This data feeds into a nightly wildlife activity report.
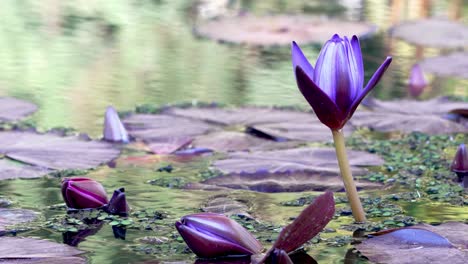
[391,19,468,48]
[351,97,468,134]
[0,131,120,170]
[0,209,38,232]
[213,147,382,175]
[123,114,215,153]
[0,159,51,180]
[200,147,383,192]
[166,106,354,143]
[194,15,375,46]
[148,137,193,154]
[273,192,335,253]
[419,52,468,79]
[356,222,468,264]
[193,131,285,152]
[0,237,84,263]
[0,97,38,122]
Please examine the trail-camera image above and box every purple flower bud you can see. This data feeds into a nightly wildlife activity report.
[105,188,130,216]
[292,35,392,130]
[61,177,108,209]
[451,144,468,188]
[103,106,129,143]
[408,64,427,97]
[175,213,263,258]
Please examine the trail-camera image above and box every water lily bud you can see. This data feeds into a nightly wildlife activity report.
[451,144,468,188]
[105,188,130,216]
[175,213,263,258]
[103,106,129,143]
[408,64,427,97]
[292,35,392,130]
[61,177,108,209]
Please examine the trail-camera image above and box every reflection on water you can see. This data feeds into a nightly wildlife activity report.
[0,0,466,136]
[0,1,467,264]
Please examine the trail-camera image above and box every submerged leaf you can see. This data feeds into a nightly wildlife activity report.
[0,209,38,232]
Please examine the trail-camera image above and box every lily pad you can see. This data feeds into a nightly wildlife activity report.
[0,208,38,232]
[0,237,85,263]
[351,97,468,134]
[0,97,38,122]
[192,131,282,152]
[0,131,120,179]
[125,106,355,153]
[390,19,468,48]
[123,114,216,154]
[356,222,468,264]
[194,15,376,46]
[166,106,354,143]
[419,52,468,79]
[201,147,383,192]
[0,159,51,180]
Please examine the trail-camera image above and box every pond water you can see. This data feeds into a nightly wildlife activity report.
[0,1,467,264]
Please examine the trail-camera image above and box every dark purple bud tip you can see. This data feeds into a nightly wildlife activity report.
[175,213,263,258]
[451,144,468,173]
[61,177,108,209]
[104,187,129,216]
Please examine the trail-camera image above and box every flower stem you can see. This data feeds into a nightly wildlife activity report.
[332,129,366,222]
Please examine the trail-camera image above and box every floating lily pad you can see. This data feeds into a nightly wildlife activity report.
[0,97,38,122]
[213,147,383,175]
[192,131,282,152]
[419,52,468,79]
[166,107,354,143]
[194,15,376,46]
[390,19,468,48]
[356,222,468,264]
[0,237,85,263]
[126,106,354,153]
[0,131,120,179]
[0,208,38,231]
[352,97,468,134]
[200,147,383,192]
[0,159,51,180]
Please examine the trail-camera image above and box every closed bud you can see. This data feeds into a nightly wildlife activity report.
[61,177,108,209]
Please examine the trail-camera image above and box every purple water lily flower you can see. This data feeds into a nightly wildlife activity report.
[451,144,468,188]
[408,64,427,97]
[61,177,108,209]
[103,106,129,143]
[104,188,130,216]
[292,34,392,130]
[175,213,263,258]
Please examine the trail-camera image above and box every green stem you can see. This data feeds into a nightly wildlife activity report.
[332,129,366,222]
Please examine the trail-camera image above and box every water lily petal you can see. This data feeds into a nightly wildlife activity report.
[182,213,263,255]
[103,106,129,143]
[175,220,260,258]
[350,35,364,88]
[347,56,392,118]
[333,40,355,112]
[291,41,314,81]
[295,67,346,130]
[313,36,340,97]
